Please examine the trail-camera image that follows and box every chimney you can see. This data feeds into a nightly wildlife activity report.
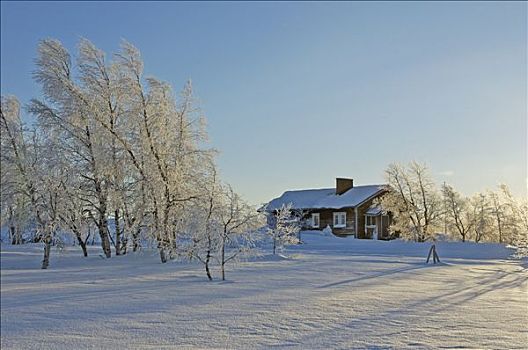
[336,178,354,195]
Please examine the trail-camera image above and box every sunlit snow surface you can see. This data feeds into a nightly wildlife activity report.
[1,232,527,349]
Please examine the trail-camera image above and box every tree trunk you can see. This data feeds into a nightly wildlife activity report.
[115,209,122,256]
[159,245,167,263]
[221,240,226,281]
[94,184,112,258]
[75,232,88,257]
[133,226,141,252]
[90,228,96,245]
[497,217,503,243]
[205,249,213,281]
[8,207,17,244]
[41,233,52,269]
[98,217,112,258]
[79,240,88,257]
[10,225,18,245]
[273,237,276,255]
[71,225,88,257]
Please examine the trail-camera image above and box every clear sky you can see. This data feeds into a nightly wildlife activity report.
[1,1,526,204]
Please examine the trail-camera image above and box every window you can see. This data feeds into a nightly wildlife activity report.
[366,216,377,226]
[311,213,320,228]
[333,212,346,228]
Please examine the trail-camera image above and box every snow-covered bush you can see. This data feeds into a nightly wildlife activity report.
[266,203,301,255]
[322,225,333,237]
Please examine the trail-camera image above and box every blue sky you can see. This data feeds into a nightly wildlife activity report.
[1,1,526,203]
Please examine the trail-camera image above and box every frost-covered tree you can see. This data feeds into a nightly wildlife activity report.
[217,185,262,280]
[497,186,528,257]
[181,166,262,280]
[1,96,59,268]
[267,203,301,255]
[113,42,212,262]
[380,162,442,242]
[442,183,473,242]
[486,184,524,245]
[30,39,114,258]
[32,131,68,267]
[2,37,261,272]
[511,200,528,258]
[1,96,33,244]
[28,38,213,262]
[488,187,507,244]
[469,193,493,243]
[55,166,93,257]
[182,164,223,280]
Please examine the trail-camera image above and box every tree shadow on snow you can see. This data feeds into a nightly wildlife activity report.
[316,262,437,289]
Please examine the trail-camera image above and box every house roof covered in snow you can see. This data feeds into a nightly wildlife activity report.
[264,185,387,211]
[365,205,383,215]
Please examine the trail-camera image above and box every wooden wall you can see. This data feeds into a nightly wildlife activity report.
[301,196,392,239]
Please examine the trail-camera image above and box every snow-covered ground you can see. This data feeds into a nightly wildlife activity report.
[1,232,527,349]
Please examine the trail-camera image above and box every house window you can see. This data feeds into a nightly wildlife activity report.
[333,212,346,228]
[366,216,377,226]
[311,213,320,228]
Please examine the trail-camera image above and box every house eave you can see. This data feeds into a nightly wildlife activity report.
[262,185,389,213]
[299,189,388,212]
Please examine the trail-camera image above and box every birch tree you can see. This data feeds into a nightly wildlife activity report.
[217,185,262,280]
[56,172,92,257]
[469,193,492,243]
[511,200,528,258]
[1,96,31,244]
[1,96,58,268]
[183,165,221,280]
[114,42,211,262]
[267,203,301,255]
[30,39,114,258]
[442,183,473,242]
[380,162,442,242]
[487,184,520,244]
[1,96,30,243]
[4,38,258,271]
[496,185,528,257]
[181,167,261,281]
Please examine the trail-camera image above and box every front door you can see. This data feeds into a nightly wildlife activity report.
[366,226,378,239]
[365,215,378,239]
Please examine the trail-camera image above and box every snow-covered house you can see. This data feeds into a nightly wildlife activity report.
[263,178,392,239]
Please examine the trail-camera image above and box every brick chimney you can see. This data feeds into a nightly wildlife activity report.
[336,178,354,195]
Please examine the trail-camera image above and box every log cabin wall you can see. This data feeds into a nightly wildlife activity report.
[303,208,357,235]
[296,190,391,238]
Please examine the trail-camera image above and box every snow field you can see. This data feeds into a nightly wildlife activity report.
[1,232,527,349]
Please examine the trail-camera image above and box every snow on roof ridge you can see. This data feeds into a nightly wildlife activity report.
[284,184,385,194]
[283,187,334,193]
[266,184,387,211]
